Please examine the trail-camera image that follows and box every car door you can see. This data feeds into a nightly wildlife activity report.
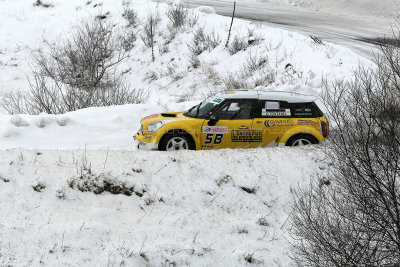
[252,100,296,147]
[201,99,261,149]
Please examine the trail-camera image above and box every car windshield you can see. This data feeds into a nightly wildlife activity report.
[184,97,224,118]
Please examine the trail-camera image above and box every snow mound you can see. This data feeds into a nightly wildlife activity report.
[10,115,29,127]
[0,102,196,150]
[196,6,216,14]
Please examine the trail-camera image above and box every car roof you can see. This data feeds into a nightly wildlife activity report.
[215,89,317,103]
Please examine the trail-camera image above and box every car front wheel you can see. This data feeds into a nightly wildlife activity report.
[159,132,196,151]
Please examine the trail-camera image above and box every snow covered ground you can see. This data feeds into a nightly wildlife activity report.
[0,0,372,265]
[0,147,327,266]
[0,0,371,104]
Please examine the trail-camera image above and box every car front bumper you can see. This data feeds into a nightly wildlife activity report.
[133,130,159,151]
[137,140,158,150]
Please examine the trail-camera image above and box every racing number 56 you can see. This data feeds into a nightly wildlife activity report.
[205,134,224,144]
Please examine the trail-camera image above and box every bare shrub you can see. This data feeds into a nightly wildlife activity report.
[2,17,142,115]
[166,4,188,29]
[291,26,400,266]
[223,53,274,89]
[187,10,199,28]
[242,53,268,76]
[201,64,222,85]
[228,35,249,55]
[189,54,201,69]
[257,216,269,227]
[122,1,138,28]
[244,253,262,264]
[70,165,135,196]
[35,18,128,92]
[187,27,221,56]
[33,0,53,8]
[141,13,159,61]
[187,27,221,68]
[247,27,263,46]
[158,42,169,55]
[121,1,139,51]
[223,73,248,89]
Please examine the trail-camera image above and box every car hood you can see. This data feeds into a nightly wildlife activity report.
[140,112,188,124]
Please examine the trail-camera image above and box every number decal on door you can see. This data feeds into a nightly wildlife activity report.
[205,134,224,144]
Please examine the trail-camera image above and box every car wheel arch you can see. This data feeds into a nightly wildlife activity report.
[159,129,197,150]
[285,133,319,146]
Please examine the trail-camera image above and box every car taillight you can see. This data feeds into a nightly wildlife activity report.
[321,121,328,138]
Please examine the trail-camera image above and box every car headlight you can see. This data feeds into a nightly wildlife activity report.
[147,121,165,133]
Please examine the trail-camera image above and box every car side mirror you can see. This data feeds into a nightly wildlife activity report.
[208,115,219,126]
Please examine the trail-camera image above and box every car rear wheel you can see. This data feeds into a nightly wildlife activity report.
[286,134,318,147]
[159,132,196,151]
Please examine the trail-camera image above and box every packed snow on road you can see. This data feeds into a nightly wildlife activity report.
[0,0,374,265]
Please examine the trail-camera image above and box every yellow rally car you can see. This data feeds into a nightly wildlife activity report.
[134,90,329,151]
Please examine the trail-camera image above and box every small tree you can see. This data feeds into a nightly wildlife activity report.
[291,25,400,266]
[141,13,158,62]
[2,16,144,114]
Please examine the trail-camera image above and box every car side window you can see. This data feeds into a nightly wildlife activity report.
[258,101,292,118]
[289,102,323,118]
[212,99,255,120]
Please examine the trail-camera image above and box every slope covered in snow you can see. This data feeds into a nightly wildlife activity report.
[0,0,370,110]
[0,147,326,266]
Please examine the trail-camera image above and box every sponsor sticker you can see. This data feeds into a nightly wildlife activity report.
[298,120,320,128]
[264,119,295,127]
[262,109,291,117]
[263,111,287,117]
[212,98,223,104]
[202,126,229,134]
[231,130,262,142]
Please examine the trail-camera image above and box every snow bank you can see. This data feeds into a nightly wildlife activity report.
[0,102,198,150]
[0,147,327,266]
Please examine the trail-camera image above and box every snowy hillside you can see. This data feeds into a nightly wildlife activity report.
[0,147,327,266]
[0,0,370,108]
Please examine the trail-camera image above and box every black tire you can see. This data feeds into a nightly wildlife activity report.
[159,132,196,151]
[286,134,319,147]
